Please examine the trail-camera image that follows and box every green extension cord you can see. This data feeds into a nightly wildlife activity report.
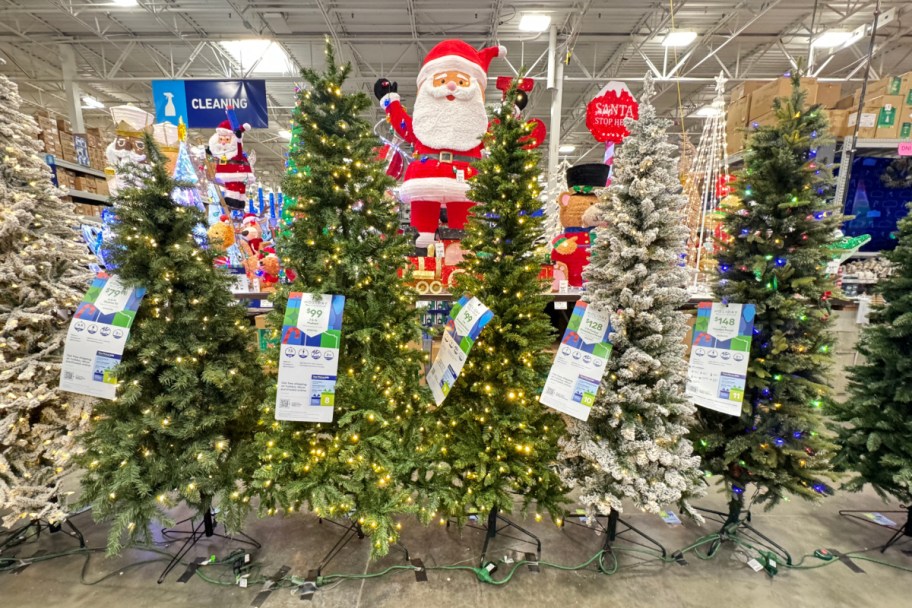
[3,529,912,592]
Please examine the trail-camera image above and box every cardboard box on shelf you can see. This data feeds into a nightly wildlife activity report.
[727,95,751,130]
[825,109,851,138]
[725,128,745,157]
[730,80,767,101]
[833,95,857,110]
[749,111,778,129]
[55,118,71,133]
[748,78,842,120]
[847,109,878,139]
[96,179,110,196]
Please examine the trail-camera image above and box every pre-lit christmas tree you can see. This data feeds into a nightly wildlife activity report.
[77,135,264,554]
[252,44,434,557]
[559,74,705,518]
[427,80,566,523]
[832,202,912,533]
[692,74,841,522]
[0,75,94,528]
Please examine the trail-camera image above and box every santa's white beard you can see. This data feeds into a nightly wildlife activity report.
[105,142,146,166]
[412,81,487,152]
[208,135,239,159]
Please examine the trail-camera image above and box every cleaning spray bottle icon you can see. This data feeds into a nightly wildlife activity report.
[163,92,176,117]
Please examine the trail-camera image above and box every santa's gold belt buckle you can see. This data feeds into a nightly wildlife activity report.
[439,151,454,163]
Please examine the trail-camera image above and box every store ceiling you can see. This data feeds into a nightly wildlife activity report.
[1,0,911,180]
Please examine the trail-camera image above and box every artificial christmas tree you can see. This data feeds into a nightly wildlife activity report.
[832,201,912,549]
[0,75,94,530]
[558,74,706,521]
[76,134,264,555]
[424,79,566,533]
[252,44,435,558]
[691,73,841,529]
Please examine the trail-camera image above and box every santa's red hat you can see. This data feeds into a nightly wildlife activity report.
[215,119,253,135]
[241,213,258,226]
[417,40,506,90]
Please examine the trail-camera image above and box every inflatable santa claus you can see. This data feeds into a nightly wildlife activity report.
[374,40,506,248]
[208,120,255,210]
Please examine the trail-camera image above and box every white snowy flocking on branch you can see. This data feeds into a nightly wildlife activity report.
[0,75,94,528]
[558,73,706,519]
[543,158,573,242]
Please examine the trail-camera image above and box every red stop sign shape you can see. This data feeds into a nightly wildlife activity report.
[586,84,639,144]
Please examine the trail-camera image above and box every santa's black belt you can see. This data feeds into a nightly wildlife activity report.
[425,152,478,164]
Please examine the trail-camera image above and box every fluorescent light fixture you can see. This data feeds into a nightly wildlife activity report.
[811,31,855,48]
[278,129,292,140]
[519,13,552,33]
[558,144,576,154]
[693,106,721,118]
[112,0,139,6]
[220,40,292,74]
[662,31,698,47]
[81,95,105,109]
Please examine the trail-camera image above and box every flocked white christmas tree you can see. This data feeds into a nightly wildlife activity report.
[558,74,706,518]
[0,75,94,527]
[543,157,572,241]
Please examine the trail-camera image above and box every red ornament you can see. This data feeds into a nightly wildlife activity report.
[586,83,639,144]
[716,174,737,198]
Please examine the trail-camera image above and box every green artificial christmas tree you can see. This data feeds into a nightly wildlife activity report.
[1,75,94,529]
[832,202,912,540]
[426,80,566,525]
[253,44,434,557]
[77,135,264,554]
[692,74,842,524]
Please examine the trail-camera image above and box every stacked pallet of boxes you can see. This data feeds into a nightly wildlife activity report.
[85,127,108,171]
[845,73,912,141]
[725,78,843,156]
[32,111,111,208]
[726,73,912,154]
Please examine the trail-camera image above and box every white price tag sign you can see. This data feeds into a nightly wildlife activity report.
[577,305,610,345]
[296,294,332,336]
[454,297,487,337]
[94,277,132,315]
[708,303,742,342]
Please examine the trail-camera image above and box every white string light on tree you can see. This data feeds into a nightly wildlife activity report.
[683,73,729,290]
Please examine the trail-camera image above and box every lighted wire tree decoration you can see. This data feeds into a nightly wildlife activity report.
[683,74,729,289]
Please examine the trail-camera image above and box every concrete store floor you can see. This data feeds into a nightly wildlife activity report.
[2,485,911,608]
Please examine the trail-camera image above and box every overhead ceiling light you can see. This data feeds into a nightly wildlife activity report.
[112,0,139,6]
[811,31,855,48]
[278,129,292,140]
[662,31,698,47]
[81,95,105,109]
[693,106,721,118]
[558,144,576,154]
[519,13,552,33]
[220,40,292,74]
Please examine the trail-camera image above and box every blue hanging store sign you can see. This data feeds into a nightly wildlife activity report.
[151,80,269,128]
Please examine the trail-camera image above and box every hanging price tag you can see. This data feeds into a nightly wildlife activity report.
[707,303,741,342]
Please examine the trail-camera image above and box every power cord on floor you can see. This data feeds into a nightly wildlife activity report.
[2,529,910,593]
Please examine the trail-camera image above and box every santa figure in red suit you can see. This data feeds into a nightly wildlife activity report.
[374,40,506,248]
[208,120,255,210]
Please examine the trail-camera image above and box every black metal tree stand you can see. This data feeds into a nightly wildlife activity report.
[0,515,86,554]
[563,508,667,560]
[308,517,411,578]
[452,506,542,568]
[839,504,912,552]
[157,503,260,584]
[695,498,793,565]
